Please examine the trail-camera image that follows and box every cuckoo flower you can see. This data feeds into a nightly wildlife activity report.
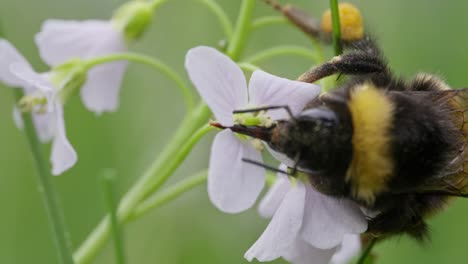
[245,168,367,263]
[185,46,320,213]
[0,39,78,175]
[35,19,127,114]
[34,1,156,114]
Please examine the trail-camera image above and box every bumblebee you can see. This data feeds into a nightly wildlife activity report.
[222,2,468,241]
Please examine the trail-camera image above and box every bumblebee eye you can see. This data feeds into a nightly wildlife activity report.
[298,108,337,125]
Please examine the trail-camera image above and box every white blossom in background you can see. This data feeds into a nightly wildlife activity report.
[34,1,154,114]
[35,19,127,114]
[245,167,367,264]
[0,39,77,175]
[185,46,320,213]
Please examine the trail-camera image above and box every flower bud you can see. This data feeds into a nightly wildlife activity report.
[112,1,153,41]
[321,2,364,42]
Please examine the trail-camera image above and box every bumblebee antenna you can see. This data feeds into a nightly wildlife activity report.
[241,158,291,176]
[233,105,294,119]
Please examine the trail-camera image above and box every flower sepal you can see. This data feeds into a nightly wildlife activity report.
[50,59,87,103]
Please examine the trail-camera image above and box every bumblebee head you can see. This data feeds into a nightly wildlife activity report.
[224,106,353,195]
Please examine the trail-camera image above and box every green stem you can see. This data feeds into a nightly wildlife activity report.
[199,0,234,40]
[243,45,319,64]
[130,170,208,220]
[13,90,75,264]
[238,62,260,73]
[251,16,288,30]
[356,237,378,264]
[140,124,213,199]
[329,0,342,55]
[101,170,126,264]
[74,103,211,264]
[227,0,256,60]
[84,53,195,111]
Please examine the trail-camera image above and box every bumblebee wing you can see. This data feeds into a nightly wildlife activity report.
[399,88,468,197]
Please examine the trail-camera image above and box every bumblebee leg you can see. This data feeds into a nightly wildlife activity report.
[262,0,323,40]
[298,51,387,83]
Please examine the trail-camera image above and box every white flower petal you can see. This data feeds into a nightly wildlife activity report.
[80,61,128,113]
[0,39,32,87]
[9,63,54,94]
[12,107,24,130]
[32,112,55,143]
[330,234,362,264]
[50,103,77,175]
[35,19,125,65]
[208,130,265,213]
[258,165,289,218]
[185,46,248,126]
[35,19,128,113]
[245,181,306,262]
[283,239,336,264]
[249,70,320,120]
[300,185,368,249]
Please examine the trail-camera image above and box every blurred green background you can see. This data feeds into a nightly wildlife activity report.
[2,0,468,263]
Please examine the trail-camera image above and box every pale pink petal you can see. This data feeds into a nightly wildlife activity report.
[32,112,55,143]
[258,165,289,218]
[244,181,306,262]
[208,130,265,213]
[35,19,128,113]
[50,102,77,175]
[330,234,362,264]
[12,107,24,130]
[35,19,125,65]
[9,63,54,94]
[0,39,33,87]
[185,46,248,126]
[284,239,336,264]
[249,70,320,120]
[80,60,128,113]
[300,185,368,249]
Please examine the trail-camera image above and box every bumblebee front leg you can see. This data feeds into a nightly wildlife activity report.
[298,52,387,83]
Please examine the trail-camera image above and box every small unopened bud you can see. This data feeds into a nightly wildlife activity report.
[18,94,48,113]
[321,2,364,42]
[112,1,153,41]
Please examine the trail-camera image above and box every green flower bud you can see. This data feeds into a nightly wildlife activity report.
[112,1,154,41]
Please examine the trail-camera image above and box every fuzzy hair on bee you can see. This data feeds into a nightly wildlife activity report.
[222,1,468,242]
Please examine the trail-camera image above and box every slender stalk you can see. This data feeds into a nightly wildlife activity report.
[356,237,378,264]
[238,62,260,73]
[243,45,319,64]
[13,90,74,264]
[251,16,288,30]
[130,170,208,220]
[101,170,126,264]
[227,0,256,60]
[329,0,342,55]
[199,0,234,39]
[84,53,195,111]
[74,103,211,264]
[139,124,213,199]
